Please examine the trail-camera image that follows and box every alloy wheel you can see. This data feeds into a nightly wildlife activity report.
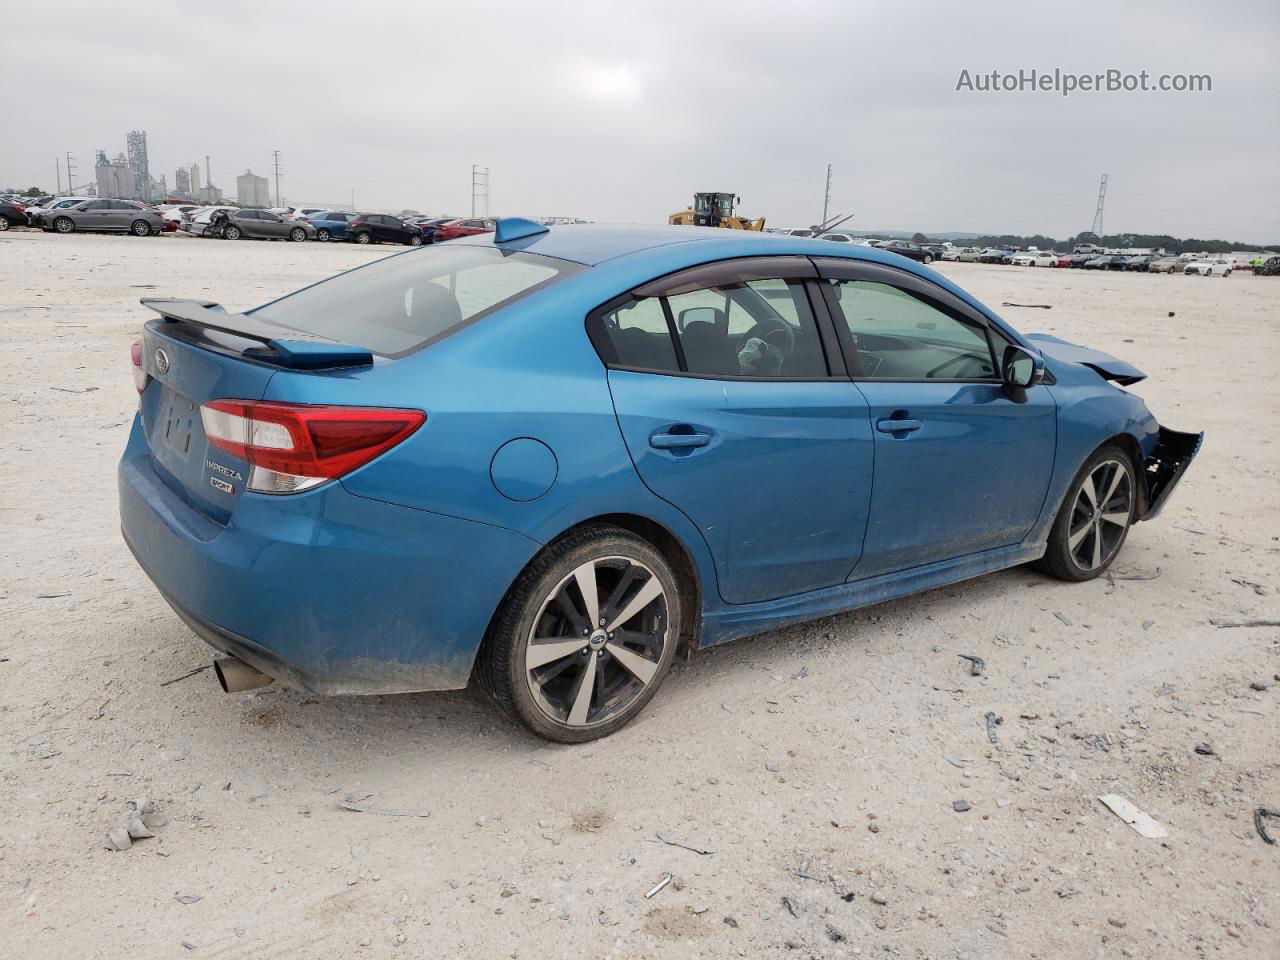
[290,228,305,242]
[55,218,73,233]
[524,556,669,728]
[1067,459,1132,571]
[0,217,8,231]
[317,229,330,241]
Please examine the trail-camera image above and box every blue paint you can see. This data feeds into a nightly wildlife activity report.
[119,224,1199,695]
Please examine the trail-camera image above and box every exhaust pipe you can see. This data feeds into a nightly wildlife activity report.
[213,656,274,693]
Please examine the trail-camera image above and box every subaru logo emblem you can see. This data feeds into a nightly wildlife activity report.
[155,348,170,375]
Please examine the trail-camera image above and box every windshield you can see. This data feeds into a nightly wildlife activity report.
[251,246,579,357]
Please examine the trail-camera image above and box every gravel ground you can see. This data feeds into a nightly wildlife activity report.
[2,229,1277,959]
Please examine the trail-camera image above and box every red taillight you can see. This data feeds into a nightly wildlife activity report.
[351,220,366,227]
[200,400,425,494]
[130,339,148,393]
[14,203,25,212]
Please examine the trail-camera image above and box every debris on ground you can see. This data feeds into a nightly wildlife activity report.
[1249,681,1272,692]
[825,923,848,942]
[781,895,798,918]
[943,755,969,768]
[952,799,971,812]
[1230,576,1268,596]
[984,711,1002,744]
[1255,807,1279,846]
[1001,301,1052,309]
[958,654,985,676]
[644,873,672,899]
[174,894,202,905]
[337,797,430,818]
[1112,568,1162,581]
[1053,612,1073,626]
[1194,742,1217,756]
[1209,619,1280,628]
[104,798,167,851]
[654,832,716,855]
[870,892,889,905]
[1097,795,1168,839]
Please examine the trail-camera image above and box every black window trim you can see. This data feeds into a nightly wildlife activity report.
[811,257,1013,385]
[586,256,846,383]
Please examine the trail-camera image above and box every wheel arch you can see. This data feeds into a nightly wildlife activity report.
[1099,431,1149,515]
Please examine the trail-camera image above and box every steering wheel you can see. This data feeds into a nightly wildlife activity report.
[925,353,983,379]
[741,314,795,359]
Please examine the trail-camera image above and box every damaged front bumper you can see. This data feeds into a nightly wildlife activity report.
[1139,427,1203,521]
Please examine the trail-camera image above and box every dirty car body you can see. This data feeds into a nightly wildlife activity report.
[118,222,1201,738]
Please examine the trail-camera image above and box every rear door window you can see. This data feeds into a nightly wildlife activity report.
[251,246,577,357]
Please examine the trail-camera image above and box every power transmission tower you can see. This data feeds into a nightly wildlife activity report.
[822,164,832,225]
[471,165,490,217]
[56,158,62,195]
[272,150,283,207]
[1090,174,1108,237]
[65,152,77,195]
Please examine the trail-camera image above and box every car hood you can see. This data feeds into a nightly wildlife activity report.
[1023,333,1147,385]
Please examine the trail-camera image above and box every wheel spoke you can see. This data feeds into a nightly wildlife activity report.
[604,577,664,633]
[567,652,598,725]
[1079,475,1098,510]
[1100,464,1125,507]
[553,591,589,636]
[606,641,658,685]
[600,563,642,626]
[1100,510,1129,527]
[572,561,601,628]
[1091,523,1103,568]
[1068,520,1092,550]
[526,638,585,670]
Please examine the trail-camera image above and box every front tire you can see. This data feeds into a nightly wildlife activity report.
[53,217,74,234]
[316,228,330,241]
[923,254,934,263]
[1037,445,1137,582]
[353,231,371,244]
[408,234,423,246]
[131,219,152,237]
[478,525,682,743]
[0,217,9,231]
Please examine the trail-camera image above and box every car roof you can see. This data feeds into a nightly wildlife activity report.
[449,223,1010,330]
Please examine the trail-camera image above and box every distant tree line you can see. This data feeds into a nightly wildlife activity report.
[916,229,1280,254]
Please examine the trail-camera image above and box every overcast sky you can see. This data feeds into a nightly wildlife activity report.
[4,1,1277,240]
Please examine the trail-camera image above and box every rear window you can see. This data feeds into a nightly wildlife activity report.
[251,246,577,357]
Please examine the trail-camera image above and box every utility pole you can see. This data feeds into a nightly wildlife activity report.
[471,164,489,217]
[822,163,832,225]
[56,158,62,195]
[205,155,211,192]
[1090,173,1108,237]
[272,150,283,207]
[65,152,77,195]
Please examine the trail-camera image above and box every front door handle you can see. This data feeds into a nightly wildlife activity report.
[650,428,711,449]
[876,418,922,435]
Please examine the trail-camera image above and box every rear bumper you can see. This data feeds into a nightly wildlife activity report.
[118,416,540,694]
[1139,427,1203,521]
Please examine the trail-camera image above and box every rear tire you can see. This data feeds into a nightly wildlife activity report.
[408,234,423,246]
[53,217,74,234]
[1036,444,1137,582]
[923,254,934,263]
[289,227,306,242]
[224,225,242,240]
[0,216,9,231]
[353,231,371,244]
[477,525,682,743]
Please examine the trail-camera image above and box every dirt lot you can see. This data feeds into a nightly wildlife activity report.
[2,229,1277,959]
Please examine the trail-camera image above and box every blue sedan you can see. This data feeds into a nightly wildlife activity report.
[119,220,1201,741]
[304,210,356,241]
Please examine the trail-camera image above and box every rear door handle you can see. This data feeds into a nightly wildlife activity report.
[876,418,922,434]
[650,428,711,449]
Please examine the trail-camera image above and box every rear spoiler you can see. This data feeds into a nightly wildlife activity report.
[140,298,373,370]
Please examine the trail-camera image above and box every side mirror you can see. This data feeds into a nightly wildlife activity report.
[1001,344,1042,402]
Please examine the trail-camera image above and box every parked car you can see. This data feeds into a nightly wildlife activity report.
[1121,255,1157,272]
[181,207,241,237]
[877,239,935,263]
[0,200,26,229]
[1253,255,1280,276]
[302,211,357,241]
[942,246,975,261]
[26,196,94,226]
[1061,254,1095,268]
[922,244,947,259]
[1010,251,1058,267]
[119,220,1200,741]
[221,209,316,242]
[409,216,459,243]
[1183,258,1232,277]
[159,204,201,224]
[348,213,424,246]
[818,232,858,243]
[1147,256,1183,274]
[978,248,1014,263]
[45,199,166,236]
[432,217,496,243]
[1084,255,1125,270]
[956,248,984,263]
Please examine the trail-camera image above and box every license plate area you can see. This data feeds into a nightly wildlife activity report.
[160,389,197,457]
